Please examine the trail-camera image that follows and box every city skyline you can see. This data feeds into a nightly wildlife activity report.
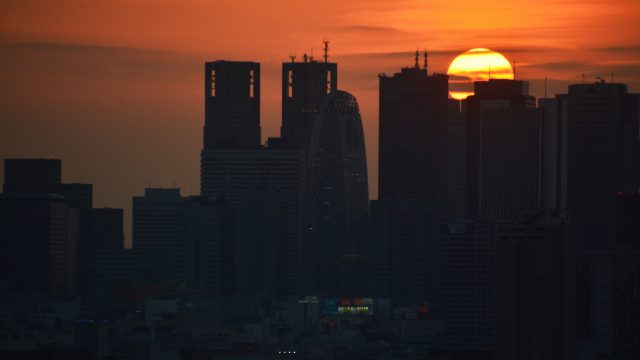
[2,1,640,245]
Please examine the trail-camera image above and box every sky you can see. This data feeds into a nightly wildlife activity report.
[1,0,640,245]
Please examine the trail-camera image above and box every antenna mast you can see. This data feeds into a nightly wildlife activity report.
[289,52,296,63]
[423,49,428,73]
[323,40,329,63]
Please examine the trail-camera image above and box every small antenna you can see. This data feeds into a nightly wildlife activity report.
[544,77,547,98]
[303,53,308,63]
[414,48,419,69]
[323,40,329,63]
[310,48,314,61]
[289,52,296,63]
[423,49,428,72]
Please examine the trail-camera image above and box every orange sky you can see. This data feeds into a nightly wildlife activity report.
[1,0,640,245]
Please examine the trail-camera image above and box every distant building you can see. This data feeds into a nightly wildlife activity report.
[2,158,61,194]
[368,198,443,309]
[495,211,575,360]
[378,58,449,203]
[0,193,77,298]
[281,55,337,151]
[204,61,261,149]
[305,90,369,297]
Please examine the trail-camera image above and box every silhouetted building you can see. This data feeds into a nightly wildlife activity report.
[3,158,61,194]
[442,221,495,353]
[378,58,449,202]
[459,79,536,219]
[368,198,443,309]
[281,56,337,151]
[57,183,93,209]
[496,211,575,360]
[0,194,77,297]
[204,61,260,149]
[201,147,305,296]
[305,90,369,297]
[132,188,182,253]
[564,82,640,252]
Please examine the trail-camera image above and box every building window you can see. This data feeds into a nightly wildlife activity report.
[288,70,293,98]
[249,70,255,98]
[210,69,216,97]
[327,70,332,94]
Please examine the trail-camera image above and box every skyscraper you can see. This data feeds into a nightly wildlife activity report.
[564,82,640,252]
[281,52,337,151]
[3,158,61,194]
[305,90,369,297]
[378,56,449,201]
[204,61,260,149]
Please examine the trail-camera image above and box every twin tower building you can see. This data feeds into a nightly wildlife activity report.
[199,55,369,298]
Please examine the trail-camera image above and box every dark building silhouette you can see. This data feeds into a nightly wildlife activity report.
[442,221,495,354]
[496,211,575,360]
[305,90,369,297]
[57,183,93,209]
[564,82,640,253]
[368,198,443,309]
[281,53,337,151]
[0,193,77,297]
[454,79,536,219]
[204,61,260,149]
[3,158,61,194]
[378,55,449,202]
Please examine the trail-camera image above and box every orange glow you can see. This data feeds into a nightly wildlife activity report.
[447,48,514,100]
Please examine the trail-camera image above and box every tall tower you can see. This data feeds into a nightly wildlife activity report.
[378,63,449,202]
[204,61,260,149]
[305,90,369,296]
[281,57,337,151]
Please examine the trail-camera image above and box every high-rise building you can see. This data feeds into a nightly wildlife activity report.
[57,183,93,209]
[378,57,449,202]
[201,146,305,296]
[281,54,337,151]
[495,211,575,360]
[368,198,443,308]
[305,90,369,297]
[3,158,61,194]
[132,188,182,253]
[460,79,536,219]
[442,221,495,354]
[204,61,260,149]
[0,194,77,297]
[564,82,640,252]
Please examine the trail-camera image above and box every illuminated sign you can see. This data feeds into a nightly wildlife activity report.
[320,298,373,316]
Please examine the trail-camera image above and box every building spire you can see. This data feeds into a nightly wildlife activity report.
[323,40,329,63]
[423,49,428,73]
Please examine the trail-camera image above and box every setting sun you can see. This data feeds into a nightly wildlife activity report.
[447,48,514,100]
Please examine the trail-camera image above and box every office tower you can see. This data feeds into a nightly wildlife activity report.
[236,186,289,299]
[479,105,543,220]
[57,183,93,209]
[132,188,182,253]
[281,52,337,151]
[204,61,260,149]
[615,193,640,248]
[462,79,536,219]
[378,56,449,201]
[496,211,575,360]
[538,97,568,210]
[173,196,235,295]
[3,158,61,194]
[442,221,495,354]
[0,194,77,297]
[564,82,640,253]
[306,90,369,297]
[201,146,305,296]
[368,198,443,308]
[86,208,125,250]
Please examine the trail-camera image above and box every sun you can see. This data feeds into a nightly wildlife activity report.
[447,48,514,100]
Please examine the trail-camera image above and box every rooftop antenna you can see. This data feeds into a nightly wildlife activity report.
[310,48,314,61]
[544,77,547,98]
[303,53,308,63]
[423,49,428,73]
[414,48,419,69]
[323,40,329,63]
[289,52,296,63]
